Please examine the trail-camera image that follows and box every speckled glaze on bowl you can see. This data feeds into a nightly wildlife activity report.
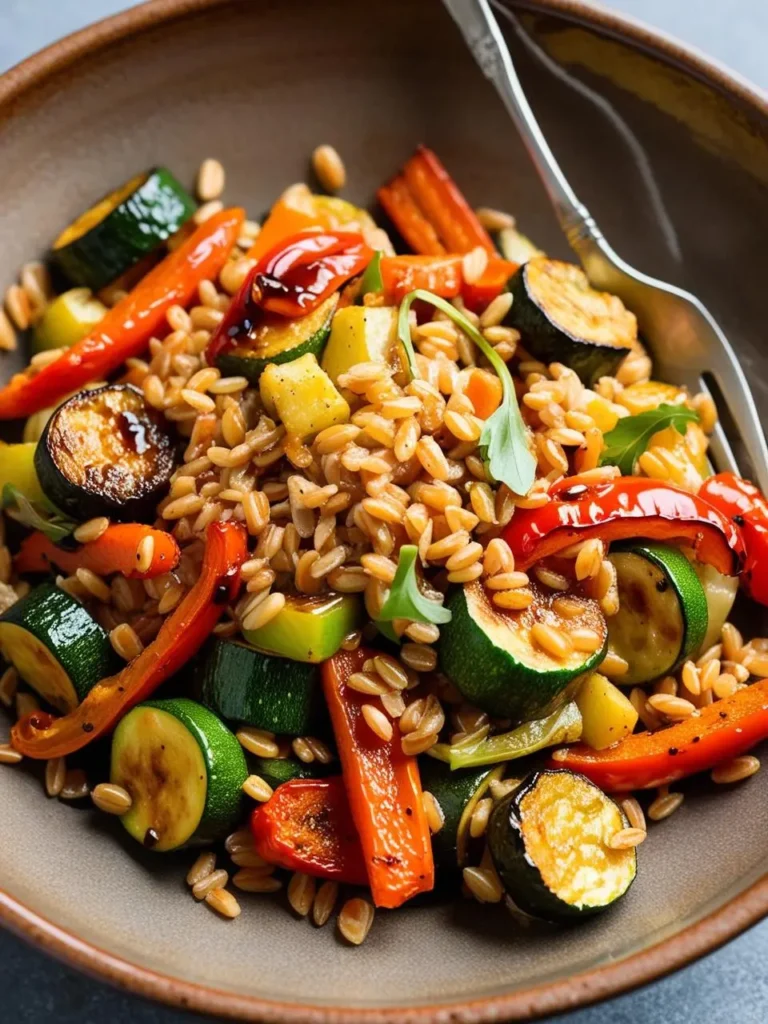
[1,1,768,1021]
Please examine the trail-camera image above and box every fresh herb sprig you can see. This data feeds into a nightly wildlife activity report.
[600,404,699,475]
[356,250,383,303]
[376,544,452,640]
[2,484,77,543]
[397,289,536,495]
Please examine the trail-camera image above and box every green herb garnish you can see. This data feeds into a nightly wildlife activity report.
[600,404,699,475]
[376,544,452,636]
[356,250,384,303]
[397,289,536,495]
[2,484,77,543]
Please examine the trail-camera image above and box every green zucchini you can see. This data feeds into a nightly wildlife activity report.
[51,168,196,291]
[216,293,338,385]
[111,698,247,852]
[488,769,636,921]
[243,593,362,664]
[419,758,505,869]
[32,288,108,352]
[692,560,738,652]
[439,579,607,722]
[35,383,175,521]
[247,756,327,790]
[506,257,636,385]
[197,638,322,734]
[607,543,708,686]
[0,583,117,713]
[496,227,542,265]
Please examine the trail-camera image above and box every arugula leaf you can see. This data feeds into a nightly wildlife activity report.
[2,484,77,543]
[376,544,452,630]
[356,250,383,303]
[600,404,699,475]
[397,289,536,495]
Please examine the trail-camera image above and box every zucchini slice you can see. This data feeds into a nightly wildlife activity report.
[419,758,505,869]
[692,560,738,652]
[507,257,637,385]
[488,769,636,921]
[35,384,175,522]
[496,227,543,265]
[0,583,117,713]
[439,579,607,722]
[51,168,196,291]
[243,593,362,664]
[246,756,326,790]
[32,288,108,352]
[607,543,708,686]
[111,698,247,852]
[197,638,323,735]
[216,293,339,385]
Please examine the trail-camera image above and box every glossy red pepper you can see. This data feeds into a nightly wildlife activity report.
[700,472,768,605]
[323,647,435,908]
[15,525,180,580]
[11,521,247,759]
[461,255,518,313]
[0,208,244,420]
[251,777,368,884]
[551,678,768,791]
[504,475,745,575]
[206,230,373,364]
[380,255,463,303]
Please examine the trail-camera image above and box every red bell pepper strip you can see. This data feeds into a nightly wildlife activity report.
[15,525,180,580]
[461,255,518,313]
[0,208,244,421]
[377,175,446,255]
[207,231,373,363]
[380,255,462,303]
[504,475,745,575]
[700,472,768,605]
[322,647,435,908]
[11,521,246,759]
[551,677,768,791]
[251,777,368,884]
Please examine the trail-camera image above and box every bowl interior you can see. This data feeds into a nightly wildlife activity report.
[2,0,768,1017]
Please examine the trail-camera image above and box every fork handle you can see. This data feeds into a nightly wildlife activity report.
[442,0,603,253]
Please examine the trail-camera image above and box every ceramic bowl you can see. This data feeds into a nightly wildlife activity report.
[1,1,768,1020]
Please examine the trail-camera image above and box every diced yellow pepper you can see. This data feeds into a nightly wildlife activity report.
[321,306,398,383]
[583,392,620,433]
[576,672,638,750]
[259,353,350,439]
[33,288,107,352]
[617,380,686,415]
[649,423,709,489]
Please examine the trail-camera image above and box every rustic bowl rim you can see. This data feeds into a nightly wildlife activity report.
[1,0,767,1020]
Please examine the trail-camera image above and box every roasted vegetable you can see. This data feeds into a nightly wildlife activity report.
[32,288,107,352]
[242,593,361,664]
[15,525,180,581]
[575,673,638,750]
[321,305,398,382]
[700,472,768,606]
[259,354,349,439]
[418,759,505,869]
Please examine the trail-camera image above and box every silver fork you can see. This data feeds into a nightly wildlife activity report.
[442,0,768,493]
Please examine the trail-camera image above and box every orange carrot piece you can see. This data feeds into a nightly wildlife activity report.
[322,647,435,908]
[466,368,504,419]
[380,255,462,303]
[15,525,180,580]
[377,175,445,255]
[402,146,495,255]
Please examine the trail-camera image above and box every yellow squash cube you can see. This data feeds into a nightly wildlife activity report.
[576,672,638,750]
[321,306,398,383]
[259,353,350,439]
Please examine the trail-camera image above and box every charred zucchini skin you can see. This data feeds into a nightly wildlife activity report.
[35,384,175,522]
[247,756,327,790]
[506,259,631,386]
[418,758,504,870]
[197,638,324,736]
[488,769,635,922]
[51,168,196,291]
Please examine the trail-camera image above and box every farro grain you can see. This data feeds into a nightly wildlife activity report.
[416,436,450,480]
[305,737,334,764]
[312,881,338,927]
[225,828,253,854]
[91,782,132,815]
[381,691,406,717]
[292,737,315,763]
[109,623,144,661]
[192,868,229,900]
[186,851,217,886]
[475,206,515,231]
[479,291,513,329]
[620,797,646,833]
[59,768,89,800]
[492,589,534,610]
[533,566,571,591]
[194,199,224,225]
[713,673,738,699]
[551,596,585,615]
[230,849,270,869]
[236,727,280,759]
[404,621,441,644]
[310,545,347,579]
[531,622,572,659]
[608,827,646,850]
[647,791,684,821]
[209,374,249,395]
[468,482,497,523]
[360,553,397,583]
[681,660,702,695]
[44,756,66,797]
[0,744,22,765]
[575,539,604,581]
[469,797,493,839]
[287,872,317,917]
[243,774,274,802]
[338,898,374,945]
[570,628,604,653]
[646,694,696,720]
[426,529,469,561]
[711,755,760,784]
[447,563,484,583]
[135,534,156,575]
[205,888,242,919]
[0,309,16,351]
[196,157,225,201]
[463,866,503,904]
[74,567,111,602]
[361,703,394,742]
[421,790,445,834]
[5,284,30,330]
[601,652,630,677]
[721,622,744,662]
[232,869,282,893]
[400,643,438,673]
[312,144,346,191]
[483,538,514,575]
[73,517,110,544]
[462,246,489,285]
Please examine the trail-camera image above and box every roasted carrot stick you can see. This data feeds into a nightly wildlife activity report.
[465,368,504,419]
[377,175,445,255]
[322,646,435,908]
[15,525,180,580]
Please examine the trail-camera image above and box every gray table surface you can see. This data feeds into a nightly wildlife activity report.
[1,2,767,1021]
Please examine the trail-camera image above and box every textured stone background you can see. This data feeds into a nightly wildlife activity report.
[0,2,766,1021]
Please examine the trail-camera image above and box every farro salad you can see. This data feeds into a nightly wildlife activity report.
[0,144,766,941]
